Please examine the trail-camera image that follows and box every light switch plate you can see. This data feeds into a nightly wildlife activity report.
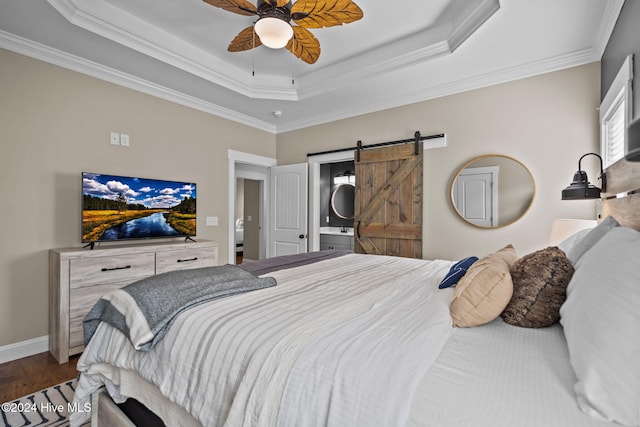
[110,132,120,145]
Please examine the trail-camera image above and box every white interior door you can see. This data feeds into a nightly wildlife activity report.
[269,163,308,256]
[453,166,499,227]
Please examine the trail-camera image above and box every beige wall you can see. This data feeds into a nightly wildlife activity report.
[243,179,261,260]
[0,47,601,351]
[277,63,601,260]
[235,178,245,222]
[0,48,276,347]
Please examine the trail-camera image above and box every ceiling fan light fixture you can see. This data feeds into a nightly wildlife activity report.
[254,16,293,49]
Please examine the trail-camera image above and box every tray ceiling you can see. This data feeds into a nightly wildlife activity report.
[0,0,624,133]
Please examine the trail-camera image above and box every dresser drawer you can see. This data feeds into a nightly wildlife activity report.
[69,283,131,349]
[69,253,155,289]
[70,283,124,322]
[156,247,217,274]
[50,240,218,363]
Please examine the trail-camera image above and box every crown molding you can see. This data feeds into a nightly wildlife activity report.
[46,0,299,101]
[447,0,501,52]
[297,40,452,101]
[1,25,601,136]
[275,48,599,133]
[0,30,277,133]
[46,0,498,102]
[591,0,625,58]
[293,0,501,99]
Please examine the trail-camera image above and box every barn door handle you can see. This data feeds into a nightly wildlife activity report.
[356,221,361,239]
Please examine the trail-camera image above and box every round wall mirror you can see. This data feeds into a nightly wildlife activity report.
[450,154,535,228]
[331,183,355,220]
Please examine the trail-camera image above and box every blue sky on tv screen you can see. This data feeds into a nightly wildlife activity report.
[83,173,196,209]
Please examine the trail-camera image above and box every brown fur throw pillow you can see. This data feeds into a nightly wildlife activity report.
[501,246,574,328]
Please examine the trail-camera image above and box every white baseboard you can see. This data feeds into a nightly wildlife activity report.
[0,335,49,364]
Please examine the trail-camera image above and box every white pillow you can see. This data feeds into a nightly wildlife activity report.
[557,228,592,256]
[564,215,619,265]
[560,227,640,425]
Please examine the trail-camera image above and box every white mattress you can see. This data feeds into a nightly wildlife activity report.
[72,254,455,427]
[408,318,615,427]
[72,253,619,427]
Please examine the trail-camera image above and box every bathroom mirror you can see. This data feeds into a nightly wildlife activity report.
[450,154,535,228]
[331,183,355,220]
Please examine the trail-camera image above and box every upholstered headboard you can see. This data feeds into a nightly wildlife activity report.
[600,160,640,231]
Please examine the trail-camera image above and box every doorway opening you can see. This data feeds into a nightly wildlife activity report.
[235,178,263,264]
[228,150,276,265]
[308,151,355,252]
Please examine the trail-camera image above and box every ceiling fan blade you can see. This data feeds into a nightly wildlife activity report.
[202,0,257,16]
[286,26,320,64]
[228,26,263,52]
[264,0,290,7]
[291,0,363,28]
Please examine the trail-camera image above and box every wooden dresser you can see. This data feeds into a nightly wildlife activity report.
[49,240,218,363]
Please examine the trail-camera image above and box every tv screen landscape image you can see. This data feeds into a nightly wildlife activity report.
[82,172,197,243]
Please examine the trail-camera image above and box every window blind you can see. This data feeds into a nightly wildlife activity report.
[603,92,625,166]
[600,54,633,168]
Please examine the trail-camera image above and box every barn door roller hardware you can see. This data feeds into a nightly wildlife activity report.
[306,131,444,161]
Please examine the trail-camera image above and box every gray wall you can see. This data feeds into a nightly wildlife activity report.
[601,1,640,119]
[328,161,355,228]
[320,164,331,226]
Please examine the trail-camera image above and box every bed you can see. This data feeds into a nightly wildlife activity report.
[235,219,244,254]
[70,162,640,427]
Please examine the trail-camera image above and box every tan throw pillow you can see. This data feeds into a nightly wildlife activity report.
[450,245,518,328]
[502,246,574,328]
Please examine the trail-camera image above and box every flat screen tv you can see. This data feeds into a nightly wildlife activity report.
[82,172,196,243]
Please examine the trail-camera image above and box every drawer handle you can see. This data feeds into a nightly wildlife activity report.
[101,265,132,272]
[177,257,198,263]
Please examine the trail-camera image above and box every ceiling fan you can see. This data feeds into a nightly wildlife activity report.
[202,0,363,64]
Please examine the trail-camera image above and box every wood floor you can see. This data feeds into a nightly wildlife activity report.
[0,352,79,403]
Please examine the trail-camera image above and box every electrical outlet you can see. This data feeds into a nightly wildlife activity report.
[120,133,130,147]
[206,216,218,226]
[110,132,120,146]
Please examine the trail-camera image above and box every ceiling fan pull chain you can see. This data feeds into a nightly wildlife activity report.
[291,35,295,85]
[252,24,256,76]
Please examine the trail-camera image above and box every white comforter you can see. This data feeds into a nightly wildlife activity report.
[71,254,454,427]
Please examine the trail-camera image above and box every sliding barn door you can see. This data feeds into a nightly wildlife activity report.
[354,143,423,258]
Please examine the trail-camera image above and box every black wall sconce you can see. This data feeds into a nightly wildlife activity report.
[561,153,607,200]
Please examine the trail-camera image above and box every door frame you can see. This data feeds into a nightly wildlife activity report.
[454,165,499,227]
[228,150,277,264]
[306,137,446,252]
[308,150,355,252]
